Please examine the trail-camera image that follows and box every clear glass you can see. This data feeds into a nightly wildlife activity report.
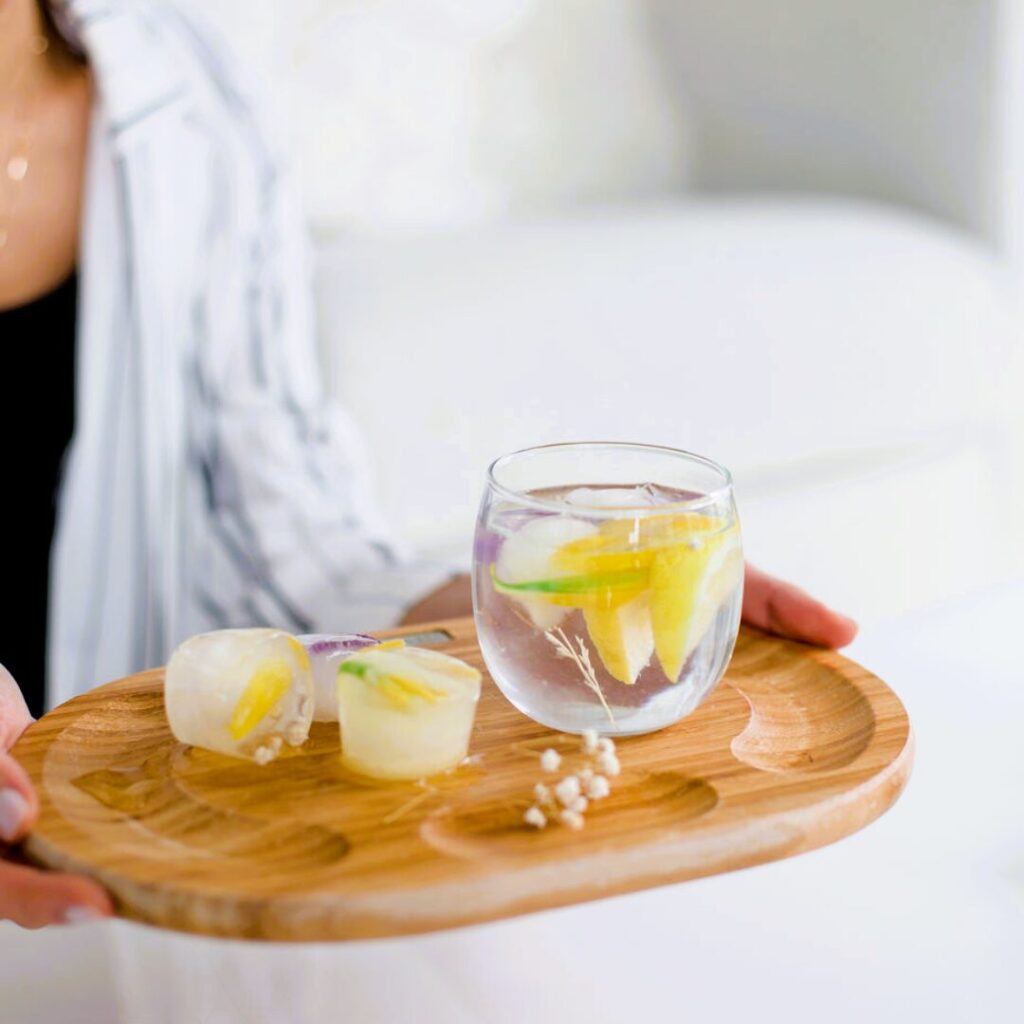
[472,442,743,736]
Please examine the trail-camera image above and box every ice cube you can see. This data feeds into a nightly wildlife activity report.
[165,629,314,762]
[563,486,660,509]
[298,633,379,721]
[494,515,599,630]
[336,646,481,780]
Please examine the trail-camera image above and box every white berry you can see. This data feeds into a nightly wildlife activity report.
[585,774,611,799]
[581,729,599,754]
[560,810,585,831]
[540,748,562,773]
[555,775,582,806]
[524,805,547,829]
[597,752,621,777]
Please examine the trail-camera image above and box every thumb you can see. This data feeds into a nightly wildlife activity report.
[0,751,39,844]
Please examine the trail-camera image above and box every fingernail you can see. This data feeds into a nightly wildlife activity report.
[62,906,106,926]
[0,788,28,842]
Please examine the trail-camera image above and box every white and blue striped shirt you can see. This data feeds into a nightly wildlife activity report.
[49,0,449,706]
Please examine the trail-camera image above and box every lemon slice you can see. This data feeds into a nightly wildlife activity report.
[582,592,654,685]
[228,658,292,741]
[597,512,726,551]
[552,514,729,685]
[493,511,738,684]
[650,525,742,681]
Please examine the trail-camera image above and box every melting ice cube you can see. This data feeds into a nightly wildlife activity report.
[562,486,661,509]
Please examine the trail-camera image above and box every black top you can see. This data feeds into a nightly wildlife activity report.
[0,274,78,718]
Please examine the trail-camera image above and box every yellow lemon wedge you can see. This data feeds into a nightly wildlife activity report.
[598,512,726,550]
[650,525,743,682]
[582,592,655,685]
[555,514,732,684]
[551,531,655,576]
[228,658,292,741]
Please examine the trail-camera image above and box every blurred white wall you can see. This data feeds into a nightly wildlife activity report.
[647,1,1009,246]
[200,0,689,233]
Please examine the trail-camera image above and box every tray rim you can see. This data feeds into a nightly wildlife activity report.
[13,619,914,941]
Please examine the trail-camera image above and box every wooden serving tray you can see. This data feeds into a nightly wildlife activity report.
[13,619,912,941]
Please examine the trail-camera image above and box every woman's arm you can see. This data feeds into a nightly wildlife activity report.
[186,32,453,636]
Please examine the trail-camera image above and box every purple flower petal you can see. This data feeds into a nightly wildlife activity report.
[299,634,378,657]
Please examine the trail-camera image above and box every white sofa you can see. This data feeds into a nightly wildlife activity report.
[318,199,1019,623]
[311,0,1024,625]
[196,0,1024,623]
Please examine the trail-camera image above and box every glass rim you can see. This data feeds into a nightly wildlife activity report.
[486,441,734,516]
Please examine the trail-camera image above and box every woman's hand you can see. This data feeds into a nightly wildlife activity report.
[0,665,112,928]
[741,564,858,648]
[403,565,858,648]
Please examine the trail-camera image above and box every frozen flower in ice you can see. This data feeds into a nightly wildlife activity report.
[555,775,582,807]
[585,774,610,800]
[581,729,599,755]
[597,752,621,777]
[540,748,561,773]
[524,805,547,829]
[559,809,585,831]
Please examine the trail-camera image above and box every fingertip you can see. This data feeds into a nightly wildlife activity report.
[832,615,859,648]
[0,751,37,802]
[56,875,115,921]
[0,754,39,840]
[773,586,858,650]
[812,610,858,649]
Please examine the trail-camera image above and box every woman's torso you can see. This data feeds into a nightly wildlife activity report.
[0,273,78,716]
[0,23,91,711]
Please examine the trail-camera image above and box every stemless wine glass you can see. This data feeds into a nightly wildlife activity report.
[472,442,743,736]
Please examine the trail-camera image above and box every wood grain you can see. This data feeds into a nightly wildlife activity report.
[12,619,912,941]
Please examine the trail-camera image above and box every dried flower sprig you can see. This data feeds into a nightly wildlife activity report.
[544,628,616,726]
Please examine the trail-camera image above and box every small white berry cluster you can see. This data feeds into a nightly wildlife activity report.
[524,730,620,831]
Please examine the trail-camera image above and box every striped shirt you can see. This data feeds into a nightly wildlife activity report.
[48,0,449,707]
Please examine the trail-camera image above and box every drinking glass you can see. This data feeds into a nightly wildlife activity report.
[472,442,743,735]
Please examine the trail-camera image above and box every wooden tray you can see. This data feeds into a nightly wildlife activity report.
[12,619,912,941]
